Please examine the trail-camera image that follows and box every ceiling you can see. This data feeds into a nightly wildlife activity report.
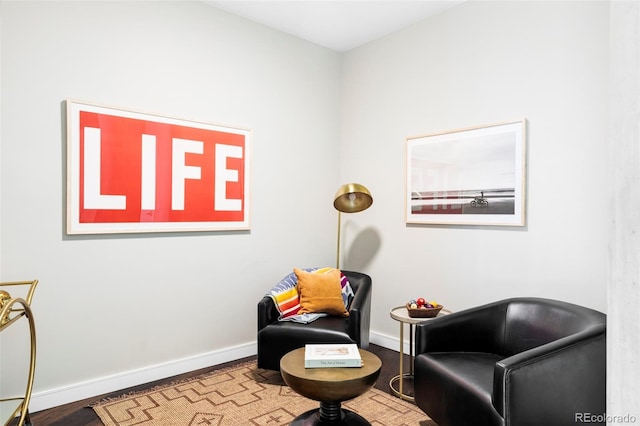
[205,1,465,52]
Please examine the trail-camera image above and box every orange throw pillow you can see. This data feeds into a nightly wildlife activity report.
[295,268,349,317]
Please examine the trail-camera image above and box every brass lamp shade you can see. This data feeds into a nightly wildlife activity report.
[333,183,373,213]
[334,183,373,269]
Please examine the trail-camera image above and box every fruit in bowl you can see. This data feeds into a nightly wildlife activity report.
[408,297,438,308]
[406,297,443,318]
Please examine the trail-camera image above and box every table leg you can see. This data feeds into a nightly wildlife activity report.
[399,320,404,397]
[409,323,414,376]
[319,401,343,422]
[388,320,417,402]
[292,403,371,425]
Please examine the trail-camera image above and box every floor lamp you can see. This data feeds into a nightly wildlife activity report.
[333,183,373,269]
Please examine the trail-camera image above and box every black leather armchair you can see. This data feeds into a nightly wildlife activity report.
[414,297,606,426]
[257,270,371,371]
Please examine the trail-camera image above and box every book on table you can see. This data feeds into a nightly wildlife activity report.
[304,343,362,368]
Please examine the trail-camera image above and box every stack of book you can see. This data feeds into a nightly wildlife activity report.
[304,343,363,368]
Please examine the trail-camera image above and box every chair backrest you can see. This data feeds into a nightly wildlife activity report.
[341,270,371,308]
[502,297,606,356]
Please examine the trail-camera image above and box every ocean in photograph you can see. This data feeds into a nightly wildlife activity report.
[411,188,515,215]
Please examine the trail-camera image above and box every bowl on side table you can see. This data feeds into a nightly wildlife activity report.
[406,303,443,318]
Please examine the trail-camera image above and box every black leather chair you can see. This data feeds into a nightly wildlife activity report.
[413,297,606,426]
[257,270,371,371]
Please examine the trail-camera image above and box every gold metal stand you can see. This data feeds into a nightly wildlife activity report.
[388,305,451,402]
[1,280,38,426]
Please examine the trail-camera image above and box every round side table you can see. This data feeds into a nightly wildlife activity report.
[280,347,382,425]
[389,305,451,402]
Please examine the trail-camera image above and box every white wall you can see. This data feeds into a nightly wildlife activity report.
[609,0,640,420]
[339,1,610,343]
[0,0,341,411]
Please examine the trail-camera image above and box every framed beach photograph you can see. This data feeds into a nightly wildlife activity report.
[66,100,251,234]
[405,120,526,226]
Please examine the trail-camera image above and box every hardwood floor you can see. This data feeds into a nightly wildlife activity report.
[24,344,415,425]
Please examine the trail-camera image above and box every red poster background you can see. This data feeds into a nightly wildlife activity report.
[78,111,246,224]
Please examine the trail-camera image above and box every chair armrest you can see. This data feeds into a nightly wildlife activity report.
[415,301,508,354]
[346,276,371,348]
[493,324,606,424]
[257,296,279,332]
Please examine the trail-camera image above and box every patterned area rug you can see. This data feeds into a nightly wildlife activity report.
[93,360,435,425]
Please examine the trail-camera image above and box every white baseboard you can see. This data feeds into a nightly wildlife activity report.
[370,330,411,355]
[29,341,257,413]
[30,333,405,413]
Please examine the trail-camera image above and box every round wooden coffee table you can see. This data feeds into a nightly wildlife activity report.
[280,347,382,425]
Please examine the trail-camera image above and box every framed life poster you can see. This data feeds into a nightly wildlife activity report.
[66,100,251,234]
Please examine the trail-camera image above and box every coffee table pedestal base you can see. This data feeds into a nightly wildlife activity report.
[292,401,370,425]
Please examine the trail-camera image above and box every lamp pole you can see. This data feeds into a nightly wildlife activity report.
[336,211,342,269]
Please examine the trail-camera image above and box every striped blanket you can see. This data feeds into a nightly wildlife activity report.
[268,267,354,324]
